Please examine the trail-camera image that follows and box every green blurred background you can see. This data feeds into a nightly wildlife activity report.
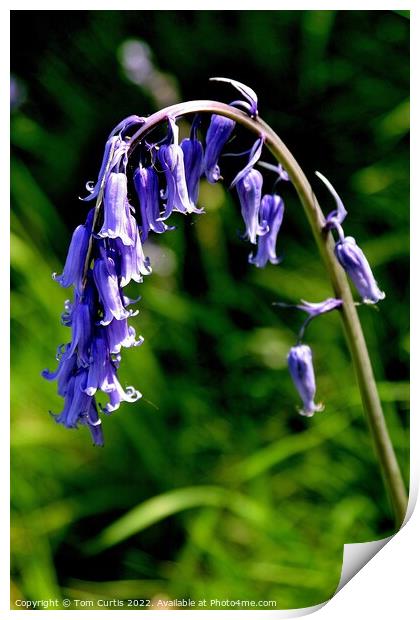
[10,10,409,611]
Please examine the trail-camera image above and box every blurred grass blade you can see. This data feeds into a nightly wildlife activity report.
[89,485,279,552]
[89,486,227,551]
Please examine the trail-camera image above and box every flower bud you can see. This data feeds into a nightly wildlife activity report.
[335,236,385,304]
[287,344,323,417]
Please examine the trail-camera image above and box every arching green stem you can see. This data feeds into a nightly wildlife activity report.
[129,100,408,526]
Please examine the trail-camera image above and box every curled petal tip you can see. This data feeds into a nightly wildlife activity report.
[363,290,386,304]
[210,77,258,117]
[315,171,348,227]
[298,402,324,417]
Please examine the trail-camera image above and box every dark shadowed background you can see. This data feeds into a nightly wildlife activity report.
[11,10,409,610]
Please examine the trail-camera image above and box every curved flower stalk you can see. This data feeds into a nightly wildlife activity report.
[44,79,407,527]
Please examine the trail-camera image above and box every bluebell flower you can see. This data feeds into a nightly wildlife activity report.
[249,194,284,267]
[335,236,385,304]
[98,172,134,246]
[275,297,343,340]
[83,136,121,202]
[158,144,202,217]
[42,345,78,397]
[181,135,204,205]
[107,115,145,139]
[93,254,133,325]
[295,298,343,316]
[112,228,151,288]
[65,290,95,367]
[83,115,144,202]
[156,116,203,218]
[51,368,104,447]
[315,172,385,304]
[204,114,235,183]
[236,168,266,244]
[275,297,343,317]
[53,208,94,293]
[102,382,142,414]
[54,370,91,428]
[84,329,120,396]
[134,165,172,240]
[287,344,323,417]
[106,318,144,355]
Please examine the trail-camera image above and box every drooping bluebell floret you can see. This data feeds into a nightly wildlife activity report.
[65,288,95,368]
[54,369,91,428]
[53,208,94,293]
[98,172,134,246]
[287,344,323,417]
[249,193,284,268]
[113,236,151,287]
[48,365,104,446]
[43,345,78,397]
[181,135,204,205]
[236,168,266,244]
[110,209,151,288]
[107,115,145,139]
[83,116,144,203]
[83,136,121,202]
[85,328,121,396]
[210,77,259,118]
[106,318,144,355]
[335,236,385,304]
[315,172,385,304]
[204,114,236,183]
[275,297,343,340]
[102,379,142,414]
[134,165,172,240]
[275,297,343,317]
[296,297,343,318]
[294,298,343,316]
[93,253,133,325]
[157,117,203,218]
[158,143,203,217]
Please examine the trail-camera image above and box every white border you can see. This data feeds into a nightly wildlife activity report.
[5,4,417,619]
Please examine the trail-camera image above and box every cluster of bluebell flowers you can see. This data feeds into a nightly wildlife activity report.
[44,78,385,442]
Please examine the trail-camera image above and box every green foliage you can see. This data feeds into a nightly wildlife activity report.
[11,10,409,610]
